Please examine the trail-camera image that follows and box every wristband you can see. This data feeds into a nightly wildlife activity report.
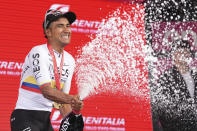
[72,110,81,115]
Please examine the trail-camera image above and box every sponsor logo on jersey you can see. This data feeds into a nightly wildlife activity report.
[60,118,70,131]
[22,127,31,131]
[32,53,41,80]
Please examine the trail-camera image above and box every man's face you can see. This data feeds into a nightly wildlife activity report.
[46,17,71,46]
[173,48,192,66]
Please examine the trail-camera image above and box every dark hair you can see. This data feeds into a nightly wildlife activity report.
[171,39,194,57]
[42,21,47,39]
[42,16,64,39]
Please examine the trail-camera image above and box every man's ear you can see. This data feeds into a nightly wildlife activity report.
[45,28,52,38]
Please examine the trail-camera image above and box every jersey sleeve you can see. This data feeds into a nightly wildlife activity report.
[28,46,51,88]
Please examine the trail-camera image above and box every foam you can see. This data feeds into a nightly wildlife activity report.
[75,4,150,100]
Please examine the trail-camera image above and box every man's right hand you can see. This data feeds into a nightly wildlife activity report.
[41,85,83,111]
[71,95,83,111]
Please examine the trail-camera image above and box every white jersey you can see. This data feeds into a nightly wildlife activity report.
[15,44,75,112]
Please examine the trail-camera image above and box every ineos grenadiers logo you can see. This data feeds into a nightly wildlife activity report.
[32,53,41,80]
[60,118,70,131]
